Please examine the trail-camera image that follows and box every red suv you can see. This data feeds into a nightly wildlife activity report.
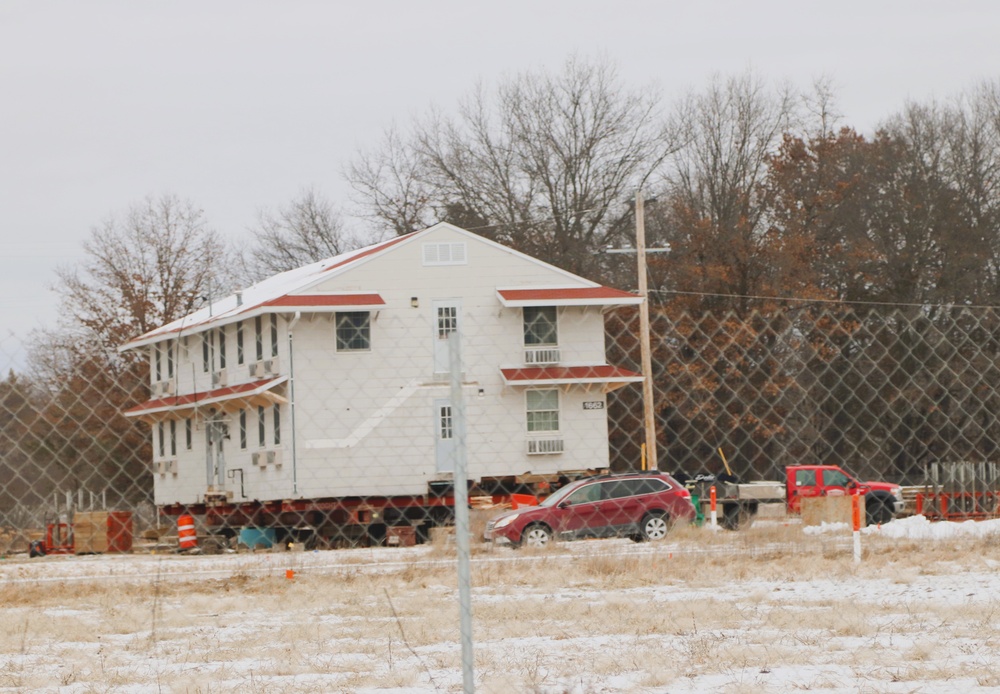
[484,472,696,548]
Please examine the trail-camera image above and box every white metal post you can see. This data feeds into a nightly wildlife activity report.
[448,331,475,693]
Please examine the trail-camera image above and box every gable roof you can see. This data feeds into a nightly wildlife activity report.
[119,222,640,351]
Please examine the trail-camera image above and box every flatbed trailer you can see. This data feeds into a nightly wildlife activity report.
[158,470,606,550]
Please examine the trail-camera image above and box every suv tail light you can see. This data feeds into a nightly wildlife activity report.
[677,488,691,498]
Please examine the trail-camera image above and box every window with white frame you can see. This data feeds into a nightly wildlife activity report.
[336,312,370,351]
[273,405,281,445]
[257,405,266,447]
[202,333,210,373]
[185,418,192,450]
[218,327,227,370]
[169,420,177,456]
[439,405,453,440]
[270,314,279,358]
[526,389,559,432]
[255,316,264,362]
[523,306,558,346]
[437,305,457,340]
[239,409,247,450]
[236,321,245,365]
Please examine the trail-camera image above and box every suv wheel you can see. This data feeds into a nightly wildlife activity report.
[640,512,669,541]
[521,524,552,548]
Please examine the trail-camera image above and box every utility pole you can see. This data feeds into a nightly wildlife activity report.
[636,191,658,471]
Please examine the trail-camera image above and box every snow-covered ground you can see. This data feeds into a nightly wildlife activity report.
[1,515,999,693]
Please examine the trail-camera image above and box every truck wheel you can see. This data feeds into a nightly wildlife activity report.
[866,497,894,526]
[721,504,753,531]
[640,512,670,541]
[520,524,552,548]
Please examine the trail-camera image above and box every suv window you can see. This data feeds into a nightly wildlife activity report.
[565,483,602,505]
[600,477,672,499]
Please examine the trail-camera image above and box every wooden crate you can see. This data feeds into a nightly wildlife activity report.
[801,496,863,527]
[73,511,133,553]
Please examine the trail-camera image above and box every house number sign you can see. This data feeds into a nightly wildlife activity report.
[582,401,604,410]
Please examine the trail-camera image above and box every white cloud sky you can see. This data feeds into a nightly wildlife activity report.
[3,0,1000,370]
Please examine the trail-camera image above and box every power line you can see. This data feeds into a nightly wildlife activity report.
[649,288,1000,311]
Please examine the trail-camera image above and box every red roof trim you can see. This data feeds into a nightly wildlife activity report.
[500,365,643,383]
[319,232,417,274]
[262,293,385,308]
[497,287,640,303]
[125,377,286,416]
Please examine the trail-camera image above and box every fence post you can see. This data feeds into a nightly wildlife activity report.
[852,494,862,564]
[710,486,717,528]
[448,331,474,693]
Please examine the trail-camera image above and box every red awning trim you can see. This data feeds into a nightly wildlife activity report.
[125,376,289,418]
[500,365,643,387]
[262,293,385,308]
[496,287,642,307]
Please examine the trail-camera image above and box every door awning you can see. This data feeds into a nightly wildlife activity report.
[124,376,289,423]
[500,365,643,393]
[496,287,642,308]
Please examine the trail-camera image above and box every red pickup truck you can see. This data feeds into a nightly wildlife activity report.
[786,465,903,525]
[688,464,904,529]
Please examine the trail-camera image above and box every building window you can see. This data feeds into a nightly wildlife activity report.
[273,405,281,446]
[185,418,192,450]
[153,346,161,382]
[255,316,264,362]
[167,342,174,378]
[437,305,458,340]
[439,405,453,440]
[202,333,210,373]
[258,405,266,447]
[239,410,247,450]
[336,312,370,351]
[526,389,559,432]
[237,321,244,365]
[169,420,177,456]
[524,306,558,346]
[270,314,279,358]
[157,422,165,458]
[218,327,227,370]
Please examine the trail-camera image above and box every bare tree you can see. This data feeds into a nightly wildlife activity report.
[346,56,679,278]
[346,125,437,237]
[653,71,800,312]
[53,194,229,355]
[238,188,368,284]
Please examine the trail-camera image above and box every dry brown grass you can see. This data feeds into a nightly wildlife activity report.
[2,523,1000,691]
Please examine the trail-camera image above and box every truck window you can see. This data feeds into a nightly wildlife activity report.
[796,469,816,486]
[822,469,852,487]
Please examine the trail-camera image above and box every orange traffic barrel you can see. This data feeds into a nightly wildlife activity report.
[178,515,197,550]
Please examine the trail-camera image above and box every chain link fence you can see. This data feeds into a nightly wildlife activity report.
[3,299,1000,556]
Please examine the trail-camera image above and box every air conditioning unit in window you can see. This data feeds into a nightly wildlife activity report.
[249,362,266,378]
[525,348,560,365]
[527,437,564,455]
[266,450,282,467]
[263,358,279,376]
[152,380,175,397]
[251,451,263,466]
[153,460,178,475]
[212,369,228,387]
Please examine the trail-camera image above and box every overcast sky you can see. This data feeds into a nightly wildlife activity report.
[3,1,999,372]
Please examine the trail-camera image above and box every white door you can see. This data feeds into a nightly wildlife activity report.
[434,399,456,473]
[433,300,462,374]
[205,419,228,491]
